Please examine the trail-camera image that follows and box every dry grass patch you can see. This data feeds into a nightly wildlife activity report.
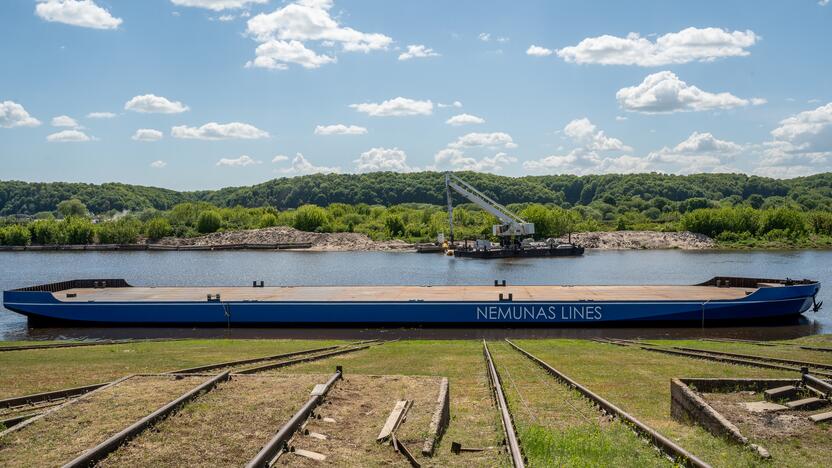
[101,374,326,467]
[0,375,204,467]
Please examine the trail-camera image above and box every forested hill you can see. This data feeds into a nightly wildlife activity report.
[2,172,831,215]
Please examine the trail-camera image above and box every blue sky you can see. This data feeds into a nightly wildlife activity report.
[1,0,831,190]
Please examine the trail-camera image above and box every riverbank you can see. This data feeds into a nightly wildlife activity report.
[0,336,829,466]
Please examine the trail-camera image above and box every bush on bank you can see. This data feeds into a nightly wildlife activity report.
[1,197,832,247]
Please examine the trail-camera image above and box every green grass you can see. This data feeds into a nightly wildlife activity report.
[0,339,345,398]
[1,336,830,466]
[642,339,832,365]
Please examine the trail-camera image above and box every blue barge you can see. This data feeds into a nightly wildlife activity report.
[2,277,820,327]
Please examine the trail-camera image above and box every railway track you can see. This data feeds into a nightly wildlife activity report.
[505,339,710,468]
[0,338,184,353]
[482,340,525,468]
[0,340,381,429]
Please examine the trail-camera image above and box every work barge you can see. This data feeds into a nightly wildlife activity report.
[3,276,821,327]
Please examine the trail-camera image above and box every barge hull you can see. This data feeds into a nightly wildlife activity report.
[3,277,820,327]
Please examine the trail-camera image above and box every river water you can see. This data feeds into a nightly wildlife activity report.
[1,250,829,341]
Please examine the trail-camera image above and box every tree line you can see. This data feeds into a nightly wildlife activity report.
[2,171,831,216]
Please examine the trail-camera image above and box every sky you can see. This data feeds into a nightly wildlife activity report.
[1,0,831,191]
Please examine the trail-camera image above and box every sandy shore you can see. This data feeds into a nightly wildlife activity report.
[158,227,715,251]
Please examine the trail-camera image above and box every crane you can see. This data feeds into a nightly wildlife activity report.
[444,172,534,246]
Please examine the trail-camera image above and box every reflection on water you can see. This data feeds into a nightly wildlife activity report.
[1,249,829,341]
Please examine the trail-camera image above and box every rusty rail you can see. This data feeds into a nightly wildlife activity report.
[246,368,343,467]
[236,344,373,374]
[482,341,525,468]
[672,346,832,371]
[641,346,832,378]
[0,338,183,353]
[505,339,710,468]
[166,344,343,374]
[62,371,230,468]
[0,382,109,409]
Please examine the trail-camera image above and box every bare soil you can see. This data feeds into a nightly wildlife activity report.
[158,226,414,251]
[100,374,326,467]
[553,230,715,250]
[0,375,204,467]
[279,374,443,467]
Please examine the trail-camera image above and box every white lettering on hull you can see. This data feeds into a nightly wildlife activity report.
[475,305,603,321]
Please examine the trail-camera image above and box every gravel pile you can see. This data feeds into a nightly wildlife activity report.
[552,230,715,250]
[159,226,414,251]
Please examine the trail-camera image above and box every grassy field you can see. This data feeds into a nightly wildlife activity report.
[0,337,830,467]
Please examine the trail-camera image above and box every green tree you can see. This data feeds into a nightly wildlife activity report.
[57,199,88,218]
[383,214,406,237]
[293,205,328,232]
[145,218,173,240]
[196,211,222,234]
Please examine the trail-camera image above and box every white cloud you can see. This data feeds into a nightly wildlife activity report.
[615,116,628,121]
[523,149,649,175]
[280,153,340,174]
[314,124,367,135]
[35,0,122,30]
[272,154,289,163]
[438,101,463,108]
[217,155,262,167]
[86,111,116,119]
[756,102,832,177]
[245,0,391,69]
[171,122,269,140]
[398,44,440,61]
[150,160,167,168]
[616,71,762,113]
[132,128,164,141]
[434,148,517,173]
[46,129,93,142]
[478,33,491,42]
[563,118,632,151]
[354,147,414,172]
[0,101,41,128]
[445,113,485,126]
[350,97,433,117]
[246,40,336,69]
[526,45,553,57]
[646,132,744,174]
[51,115,79,128]
[171,0,267,11]
[449,132,517,149]
[124,94,189,114]
[820,0,829,6]
[557,27,758,66]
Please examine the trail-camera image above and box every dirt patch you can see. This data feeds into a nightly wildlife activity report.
[279,374,442,467]
[0,375,204,467]
[101,374,327,467]
[702,391,820,439]
[157,226,414,251]
[552,231,714,250]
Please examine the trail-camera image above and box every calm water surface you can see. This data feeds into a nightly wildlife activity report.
[1,250,829,341]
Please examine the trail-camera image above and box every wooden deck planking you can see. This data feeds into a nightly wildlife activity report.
[55,285,755,303]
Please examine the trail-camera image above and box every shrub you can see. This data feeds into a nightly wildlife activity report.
[758,208,806,236]
[96,218,141,244]
[1,224,31,246]
[383,214,406,237]
[145,218,173,240]
[29,219,64,244]
[196,211,222,234]
[808,211,832,235]
[293,205,329,232]
[259,213,278,228]
[63,217,95,244]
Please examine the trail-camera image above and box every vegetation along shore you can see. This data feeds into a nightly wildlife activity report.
[1,172,831,249]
